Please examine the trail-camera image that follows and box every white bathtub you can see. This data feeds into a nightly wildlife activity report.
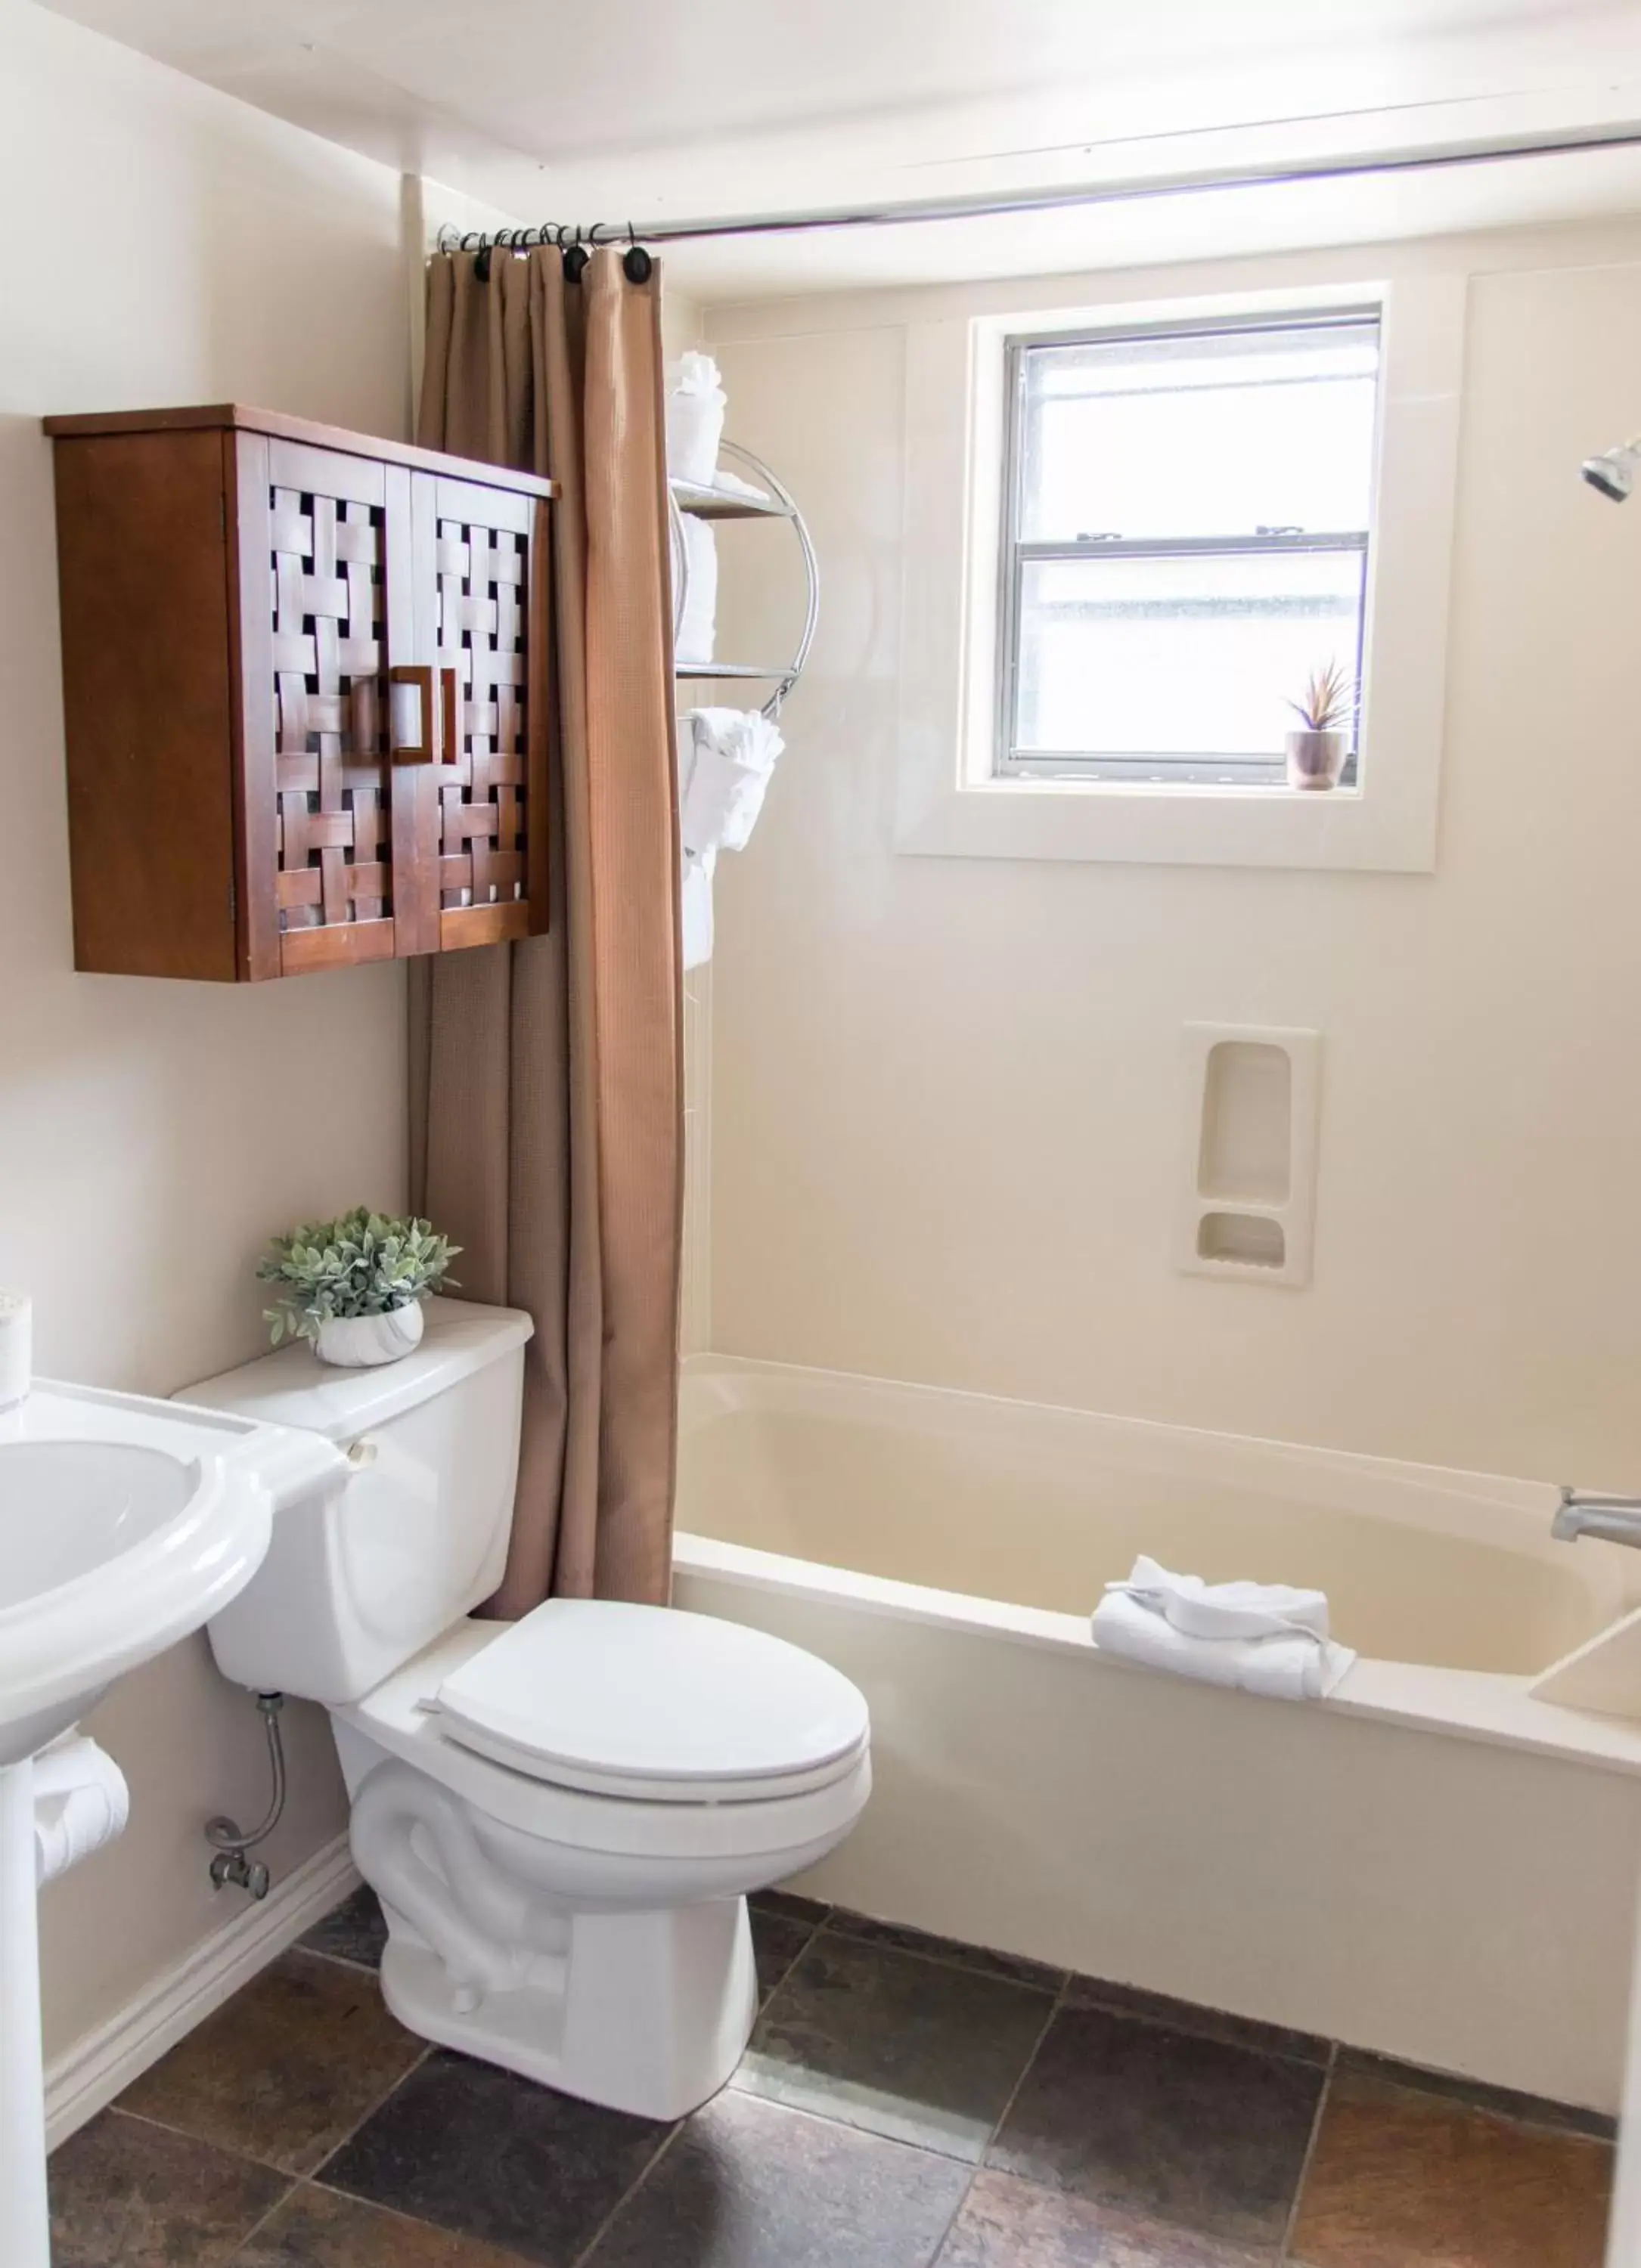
[675,1355,1641,2112]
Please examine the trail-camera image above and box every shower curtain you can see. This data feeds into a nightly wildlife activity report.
[410,245,683,1611]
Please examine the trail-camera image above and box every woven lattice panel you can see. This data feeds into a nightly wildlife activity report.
[434,517,529,908]
[268,488,390,931]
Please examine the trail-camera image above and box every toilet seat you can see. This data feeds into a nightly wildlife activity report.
[433,1597,870,1802]
[337,1617,871,1864]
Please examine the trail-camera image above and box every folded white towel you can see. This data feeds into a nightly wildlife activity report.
[681,847,715,971]
[675,516,718,666]
[1118,1554,1332,1641]
[1091,1555,1355,1701]
[679,707,785,859]
[700,466,771,503]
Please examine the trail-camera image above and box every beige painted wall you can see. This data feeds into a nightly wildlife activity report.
[2,0,411,2059]
[703,219,1641,1490]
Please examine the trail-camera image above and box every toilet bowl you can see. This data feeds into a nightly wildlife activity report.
[180,1300,870,2120]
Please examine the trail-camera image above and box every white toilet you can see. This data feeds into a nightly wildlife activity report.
[182,1299,870,2121]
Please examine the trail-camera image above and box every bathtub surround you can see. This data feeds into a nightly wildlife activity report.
[1,0,406,2094]
[45,1881,1614,2267]
[701,218,1641,1491]
[411,245,684,1613]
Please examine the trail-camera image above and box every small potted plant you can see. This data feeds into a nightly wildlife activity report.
[1284,660,1356,791]
[258,1207,460,1368]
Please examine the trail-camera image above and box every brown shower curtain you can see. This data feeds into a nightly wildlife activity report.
[410,245,683,1611]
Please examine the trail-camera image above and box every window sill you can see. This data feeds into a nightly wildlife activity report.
[895,773,1431,870]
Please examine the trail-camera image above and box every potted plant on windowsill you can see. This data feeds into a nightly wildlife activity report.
[258,1208,460,1368]
[1284,661,1356,792]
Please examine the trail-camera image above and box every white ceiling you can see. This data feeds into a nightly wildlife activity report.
[37,0,1641,294]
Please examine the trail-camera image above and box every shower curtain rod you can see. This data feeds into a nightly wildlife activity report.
[436,114,1641,256]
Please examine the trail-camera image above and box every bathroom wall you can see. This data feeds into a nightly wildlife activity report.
[703,216,1641,1488]
[2,0,411,2063]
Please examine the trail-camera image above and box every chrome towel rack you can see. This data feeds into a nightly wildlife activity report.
[670,440,817,721]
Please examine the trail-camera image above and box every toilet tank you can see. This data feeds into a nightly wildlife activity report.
[178,1300,533,1705]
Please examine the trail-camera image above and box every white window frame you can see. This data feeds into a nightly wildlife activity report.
[894,275,1468,871]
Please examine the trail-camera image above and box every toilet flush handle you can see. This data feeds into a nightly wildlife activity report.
[346,1436,380,1470]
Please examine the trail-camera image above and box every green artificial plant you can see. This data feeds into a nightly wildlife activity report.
[257,1207,460,1347]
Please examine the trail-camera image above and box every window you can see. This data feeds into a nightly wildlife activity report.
[997,313,1382,786]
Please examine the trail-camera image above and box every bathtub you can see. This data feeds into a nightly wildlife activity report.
[674,1355,1641,2112]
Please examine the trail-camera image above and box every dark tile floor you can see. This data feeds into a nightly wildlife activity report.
[49,1882,1615,2267]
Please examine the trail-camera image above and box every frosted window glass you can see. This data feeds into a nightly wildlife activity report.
[1016,551,1366,760]
[1019,321,1379,543]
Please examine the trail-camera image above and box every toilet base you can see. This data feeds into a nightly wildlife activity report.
[343,1746,765,2120]
[375,1895,758,2121]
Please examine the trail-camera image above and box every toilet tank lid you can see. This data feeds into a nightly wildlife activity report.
[174,1299,533,1442]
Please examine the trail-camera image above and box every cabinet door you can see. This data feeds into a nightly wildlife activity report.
[233,434,423,977]
[424,471,551,950]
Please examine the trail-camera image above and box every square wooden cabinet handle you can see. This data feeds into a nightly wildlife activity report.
[389,664,437,764]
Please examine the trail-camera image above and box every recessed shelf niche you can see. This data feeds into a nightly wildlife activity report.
[1175,1025,1321,1287]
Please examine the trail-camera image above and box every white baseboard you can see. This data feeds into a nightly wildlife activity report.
[45,1834,359,2151]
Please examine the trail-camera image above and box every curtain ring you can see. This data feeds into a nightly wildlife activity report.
[622,221,652,284]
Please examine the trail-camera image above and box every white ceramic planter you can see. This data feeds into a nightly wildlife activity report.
[315,1304,425,1369]
[1285,728,1348,791]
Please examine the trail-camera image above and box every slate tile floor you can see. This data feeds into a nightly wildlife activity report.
[49,1882,1615,2267]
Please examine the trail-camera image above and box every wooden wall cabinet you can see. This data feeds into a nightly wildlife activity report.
[44,404,554,979]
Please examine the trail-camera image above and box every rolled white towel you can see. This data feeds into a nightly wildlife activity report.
[666,352,727,487]
[1091,1555,1355,1702]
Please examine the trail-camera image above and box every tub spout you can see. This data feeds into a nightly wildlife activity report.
[1553,1488,1641,1548]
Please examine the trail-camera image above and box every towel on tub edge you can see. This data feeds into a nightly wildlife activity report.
[1090,1555,1356,1701]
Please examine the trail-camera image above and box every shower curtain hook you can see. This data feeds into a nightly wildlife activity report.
[623,221,653,284]
[563,222,590,282]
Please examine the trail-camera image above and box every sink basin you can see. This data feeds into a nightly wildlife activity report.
[0,1441,197,1607]
[0,1383,346,1766]
[0,1372,347,2266]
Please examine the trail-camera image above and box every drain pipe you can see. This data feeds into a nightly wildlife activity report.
[206,1693,287,1900]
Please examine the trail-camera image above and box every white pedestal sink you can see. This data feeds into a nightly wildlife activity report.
[0,1379,343,2266]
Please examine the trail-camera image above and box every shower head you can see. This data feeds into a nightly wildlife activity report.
[1581,438,1641,503]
